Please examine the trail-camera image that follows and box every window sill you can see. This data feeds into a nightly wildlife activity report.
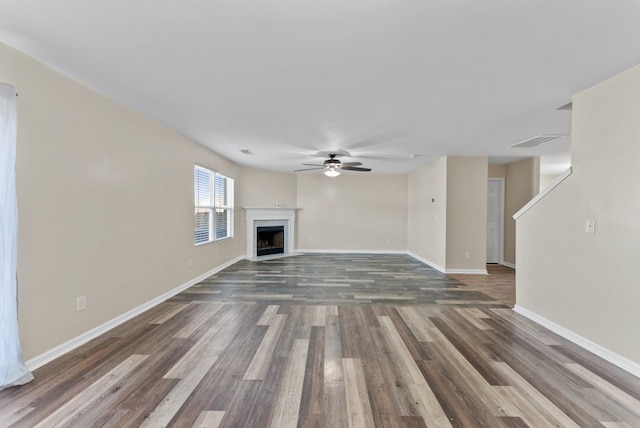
[195,236,233,246]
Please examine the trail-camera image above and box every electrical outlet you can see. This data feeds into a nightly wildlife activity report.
[465,252,471,259]
[77,296,86,312]
[188,258,193,267]
[585,219,596,234]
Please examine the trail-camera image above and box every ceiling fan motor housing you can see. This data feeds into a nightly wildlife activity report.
[294,153,371,172]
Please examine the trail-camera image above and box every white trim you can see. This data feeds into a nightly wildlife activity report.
[25,255,245,371]
[299,251,487,274]
[445,269,488,275]
[514,305,640,378]
[487,178,505,264]
[194,165,234,244]
[513,167,572,220]
[407,252,487,274]
[299,249,407,255]
[406,251,446,273]
[244,207,298,260]
[501,261,516,269]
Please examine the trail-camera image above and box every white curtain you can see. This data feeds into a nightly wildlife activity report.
[0,83,33,390]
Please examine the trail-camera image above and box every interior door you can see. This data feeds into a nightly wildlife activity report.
[486,179,504,264]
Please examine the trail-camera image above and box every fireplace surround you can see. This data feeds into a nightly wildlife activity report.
[244,207,298,260]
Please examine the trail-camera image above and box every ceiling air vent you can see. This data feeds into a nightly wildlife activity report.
[509,135,566,148]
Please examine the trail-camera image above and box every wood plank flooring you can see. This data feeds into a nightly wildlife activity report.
[1,254,639,427]
[174,255,503,307]
[450,264,516,307]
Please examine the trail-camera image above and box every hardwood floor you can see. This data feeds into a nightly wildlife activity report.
[1,254,639,427]
[450,264,516,307]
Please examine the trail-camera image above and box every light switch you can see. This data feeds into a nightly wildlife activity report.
[585,219,596,234]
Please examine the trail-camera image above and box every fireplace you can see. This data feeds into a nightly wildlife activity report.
[257,226,285,256]
[244,207,298,260]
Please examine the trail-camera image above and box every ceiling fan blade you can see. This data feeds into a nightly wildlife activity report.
[340,162,363,168]
[294,167,324,172]
[302,163,325,167]
[342,166,372,172]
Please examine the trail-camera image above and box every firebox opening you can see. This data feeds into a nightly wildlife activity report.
[256,226,285,256]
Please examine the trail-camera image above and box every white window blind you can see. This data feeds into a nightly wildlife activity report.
[194,165,233,244]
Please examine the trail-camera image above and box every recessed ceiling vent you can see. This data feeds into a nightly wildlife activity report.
[509,135,566,148]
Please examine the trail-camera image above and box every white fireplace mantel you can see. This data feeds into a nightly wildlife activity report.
[243,207,300,260]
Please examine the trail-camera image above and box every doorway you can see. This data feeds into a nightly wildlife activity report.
[487,178,504,264]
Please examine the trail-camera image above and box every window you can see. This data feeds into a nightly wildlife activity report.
[194,165,234,244]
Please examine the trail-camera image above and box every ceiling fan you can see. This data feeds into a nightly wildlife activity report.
[294,153,372,177]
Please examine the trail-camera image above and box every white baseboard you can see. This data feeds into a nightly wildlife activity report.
[501,261,516,269]
[294,251,486,275]
[445,269,488,275]
[406,252,446,273]
[299,250,485,274]
[514,305,640,378]
[406,252,487,274]
[26,255,245,371]
[298,249,407,255]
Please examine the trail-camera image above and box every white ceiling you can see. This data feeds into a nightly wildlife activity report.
[1,0,639,174]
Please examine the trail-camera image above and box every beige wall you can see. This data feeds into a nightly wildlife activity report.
[516,64,640,365]
[239,169,409,252]
[539,173,560,190]
[504,158,539,265]
[296,174,408,251]
[445,157,488,270]
[238,167,297,208]
[407,157,447,269]
[1,42,244,359]
[408,156,488,272]
[2,39,515,362]
[488,164,506,178]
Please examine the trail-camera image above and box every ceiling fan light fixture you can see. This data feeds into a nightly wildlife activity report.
[324,168,340,178]
[295,153,369,175]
